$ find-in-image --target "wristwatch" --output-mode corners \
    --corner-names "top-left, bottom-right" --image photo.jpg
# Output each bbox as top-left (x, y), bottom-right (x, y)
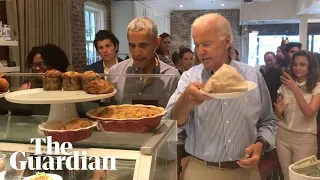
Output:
top-left (255, 136), bottom-right (269, 155)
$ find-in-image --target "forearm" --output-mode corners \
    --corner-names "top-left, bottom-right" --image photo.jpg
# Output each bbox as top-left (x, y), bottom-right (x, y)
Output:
top-left (172, 93), bottom-right (193, 126)
top-left (293, 89), bottom-right (316, 118)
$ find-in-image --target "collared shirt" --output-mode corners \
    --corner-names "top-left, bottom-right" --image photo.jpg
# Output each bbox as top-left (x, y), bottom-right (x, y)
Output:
top-left (108, 56), bottom-right (181, 108)
top-left (164, 60), bottom-right (277, 162)
top-left (103, 58), bottom-right (119, 75)
top-left (278, 82), bottom-right (320, 134)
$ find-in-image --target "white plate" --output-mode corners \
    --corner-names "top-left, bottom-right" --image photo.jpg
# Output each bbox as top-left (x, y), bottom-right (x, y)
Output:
top-left (5, 88), bottom-right (117, 104)
top-left (23, 173), bottom-right (62, 180)
top-left (0, 91), bottom-right (9, 98)
top-left (200, 81), bottom-right (257, 99)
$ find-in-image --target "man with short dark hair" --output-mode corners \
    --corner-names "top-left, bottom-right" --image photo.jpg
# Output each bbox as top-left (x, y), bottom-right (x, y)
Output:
top-left (86, 30), bottom-right (123, 74)
top-left (279, 42), bottom-right (302, 68)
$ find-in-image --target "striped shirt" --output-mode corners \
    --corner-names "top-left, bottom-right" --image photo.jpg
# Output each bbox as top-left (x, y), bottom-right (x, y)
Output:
top-left (164, 60), bottom-right (277, 162)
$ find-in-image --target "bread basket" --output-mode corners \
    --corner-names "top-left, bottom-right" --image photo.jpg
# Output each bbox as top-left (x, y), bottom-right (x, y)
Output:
top-left (38, 119), bottom-right (97, 142)
top-left (86, 104), bottom-right (166, 133)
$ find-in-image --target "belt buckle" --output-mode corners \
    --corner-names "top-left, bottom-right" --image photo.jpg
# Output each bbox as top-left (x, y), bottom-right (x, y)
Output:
top-left (218, 162), bottom-right (225, 170)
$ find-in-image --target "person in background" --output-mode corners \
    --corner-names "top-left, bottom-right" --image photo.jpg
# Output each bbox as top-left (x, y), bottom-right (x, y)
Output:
top-left (165, 13), bottom-right (277, 180)
top-left (176, 48), bottom-right (193, 74)
top-left (228, 46), bottom-right (239, 61)
top-left (281, 39), bottom-right (289, 48)
top-left (86, 30), bottom-right (123, 75)
top-left (314, 53), bottom-right (320, 125)
top-left (280, 42), bottom-right (302, 68)
top-left (260, 52), bottom-right (281, 107)
top-left (156, 33), bottom-right (175, 67)
top-left (19, 44), bottom-right (69, 90)
top-left (276, 46), bottom-right (286, 67)
top-left (274, 50), bottom-right (320, 180)
top-left (8, 44), bottom-right (69, 116)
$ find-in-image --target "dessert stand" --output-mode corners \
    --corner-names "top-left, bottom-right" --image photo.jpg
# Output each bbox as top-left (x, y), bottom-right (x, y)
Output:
top-left (4, 88), bottom-right (117, 122)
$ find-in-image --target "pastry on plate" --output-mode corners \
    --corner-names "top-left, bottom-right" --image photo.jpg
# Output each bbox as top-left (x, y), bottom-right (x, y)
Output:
top-left (0, 76), bottom-right (9, 93)
top-left (62, 71), bottom-right (81, 91)
top-left (203, 64), bottom-right (247, 93)
top-left (43, 69), bottom-right (62, 91)
top-left (84, 79), bottom-right (114, 94)
top-left (81, 71), bottom-right (101, 90)
top-left (60, 118), bottom-right (91, 130)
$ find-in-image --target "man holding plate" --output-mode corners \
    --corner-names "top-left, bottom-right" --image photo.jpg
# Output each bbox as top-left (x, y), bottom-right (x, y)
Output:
top-left (164, 13), bottom-right (277, 180)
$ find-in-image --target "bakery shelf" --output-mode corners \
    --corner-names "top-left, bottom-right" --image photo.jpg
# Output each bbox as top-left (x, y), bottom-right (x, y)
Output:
top-left (0, 66), bottom-right (20, 73)
top-left (0, 40), bottom-right (18, 46)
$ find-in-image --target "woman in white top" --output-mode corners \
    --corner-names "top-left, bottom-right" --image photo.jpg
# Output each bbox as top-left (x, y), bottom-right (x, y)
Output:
top-left (274, 50), bottom-right (320, 180)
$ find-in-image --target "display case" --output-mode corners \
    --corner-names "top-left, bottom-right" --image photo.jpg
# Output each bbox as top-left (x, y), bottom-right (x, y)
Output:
top-left (0, 73), bottom-right (178, 180)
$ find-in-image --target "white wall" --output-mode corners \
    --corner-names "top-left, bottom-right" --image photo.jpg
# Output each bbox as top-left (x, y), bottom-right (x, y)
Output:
top-left (296, 0), bottom-right (320, 14)
top-left (111, 1), bottom-right (134, 56)
top-left (240, 0), bottom-right (298, 21)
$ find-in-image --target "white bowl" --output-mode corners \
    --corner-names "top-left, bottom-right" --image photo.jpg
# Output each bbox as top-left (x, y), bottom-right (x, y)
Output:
top-left (289, 164), bottom-right (320, 180)
top-left (23, 173), bottom-right (62, 180)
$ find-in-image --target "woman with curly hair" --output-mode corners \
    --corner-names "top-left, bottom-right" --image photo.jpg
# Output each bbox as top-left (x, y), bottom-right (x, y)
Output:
top-left (20, 43), bottom-right (69, 90)
top-left (274, 50), bottom-right (320, 180)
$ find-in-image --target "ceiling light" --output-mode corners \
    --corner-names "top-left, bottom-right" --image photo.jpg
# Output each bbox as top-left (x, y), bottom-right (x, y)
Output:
top-left (221, 4), bottom-right (225, 6)
top-left (180, 4), bottom-right (183, 8)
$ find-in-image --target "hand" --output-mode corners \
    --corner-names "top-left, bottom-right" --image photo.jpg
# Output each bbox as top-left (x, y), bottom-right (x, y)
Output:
top-left (280, 72), bottom-right (298, 92)
top-left (274, 95), bottom-right (287, 113)
top-left (184, 82), bottom-right (211, 105)
top-left (237, 142), bottom-right (263, 168)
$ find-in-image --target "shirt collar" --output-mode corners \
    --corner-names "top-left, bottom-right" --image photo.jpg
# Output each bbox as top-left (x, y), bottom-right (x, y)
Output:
top-left (103, 58), bottom-right (118, 69)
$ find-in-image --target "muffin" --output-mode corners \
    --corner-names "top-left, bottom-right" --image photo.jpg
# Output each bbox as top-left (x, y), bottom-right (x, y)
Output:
top-left (42, 69), bottom-right (62, 91)
top-left (0, 77), bottom-right (9, 93)
top-left (62, 71), bottom-right (81, 91)
top-left (81, 71), bottom-right (101, 90)
top-left (84, 79), bottom-right (114, 94)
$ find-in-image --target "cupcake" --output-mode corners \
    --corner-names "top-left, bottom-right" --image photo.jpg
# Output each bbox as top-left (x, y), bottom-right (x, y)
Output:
top-left (42, 69), bottom-right (62, 91)
top-left (81, 71), bottom-right (101, 90)
top-left (62, 71), bottom-right (81, 91)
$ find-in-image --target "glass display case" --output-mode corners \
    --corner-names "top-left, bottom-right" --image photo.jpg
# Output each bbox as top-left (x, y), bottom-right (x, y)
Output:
top-left (0, 73), bottom-right (178, 180)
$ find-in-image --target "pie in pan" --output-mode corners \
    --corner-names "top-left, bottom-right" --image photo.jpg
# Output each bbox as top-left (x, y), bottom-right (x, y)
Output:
top-left (86, 104), bottom-right (167, 133)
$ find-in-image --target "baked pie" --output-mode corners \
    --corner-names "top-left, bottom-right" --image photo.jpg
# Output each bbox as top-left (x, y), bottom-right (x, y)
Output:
top-left (97, 105), bottom-right (164, 119)
top-left (84, 79), bottom-right (114, 94)
top-left (61, 71), bottom-right (81, 91)
top-left (60, 118), bottom-right (91, 130)
top-left (43, 69), bottom-right (62, 91)
top-left (203, 64), bottom-right (247, 93)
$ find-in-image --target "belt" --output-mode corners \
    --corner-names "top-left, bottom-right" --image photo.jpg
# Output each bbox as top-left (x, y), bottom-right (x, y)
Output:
top-left (194, 156), bottom-right (240, 169)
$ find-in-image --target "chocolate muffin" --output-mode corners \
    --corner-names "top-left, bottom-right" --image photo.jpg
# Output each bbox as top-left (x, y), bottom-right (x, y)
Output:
top-left (42, 69), bottom-right (62, 91)
top-left (62, 71), bottom-right (81, 91)
top-left (0, 77), bottom-right (9, 93)
top-left (81, 71), bottom-right (101, 90)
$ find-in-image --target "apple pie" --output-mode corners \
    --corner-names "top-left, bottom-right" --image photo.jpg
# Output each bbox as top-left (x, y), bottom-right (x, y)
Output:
top-left (203, 64), bottom-right (247, 93)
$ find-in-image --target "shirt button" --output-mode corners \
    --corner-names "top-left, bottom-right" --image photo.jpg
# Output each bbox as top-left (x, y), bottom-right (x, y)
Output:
top-left (224, 102), bottom-right (227, 105)
top-left (138, 92), bottom-right (142, 95)
top-left (140, 77), bottom-right (143, 80)
top-left (228, 139), bottom-right (231, 143)
top-left (226, 121), bottom-right (229, 124)
top-left (229, 158), bottom-right (233, 161)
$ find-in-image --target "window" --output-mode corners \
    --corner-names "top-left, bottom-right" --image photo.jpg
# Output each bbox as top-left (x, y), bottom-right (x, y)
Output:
top-left (84, 2), bottom-right (107, 65)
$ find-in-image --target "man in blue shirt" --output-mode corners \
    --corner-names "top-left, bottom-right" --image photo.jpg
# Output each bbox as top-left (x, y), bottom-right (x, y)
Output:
top-left (165, 13), bottom-right (277, 180)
